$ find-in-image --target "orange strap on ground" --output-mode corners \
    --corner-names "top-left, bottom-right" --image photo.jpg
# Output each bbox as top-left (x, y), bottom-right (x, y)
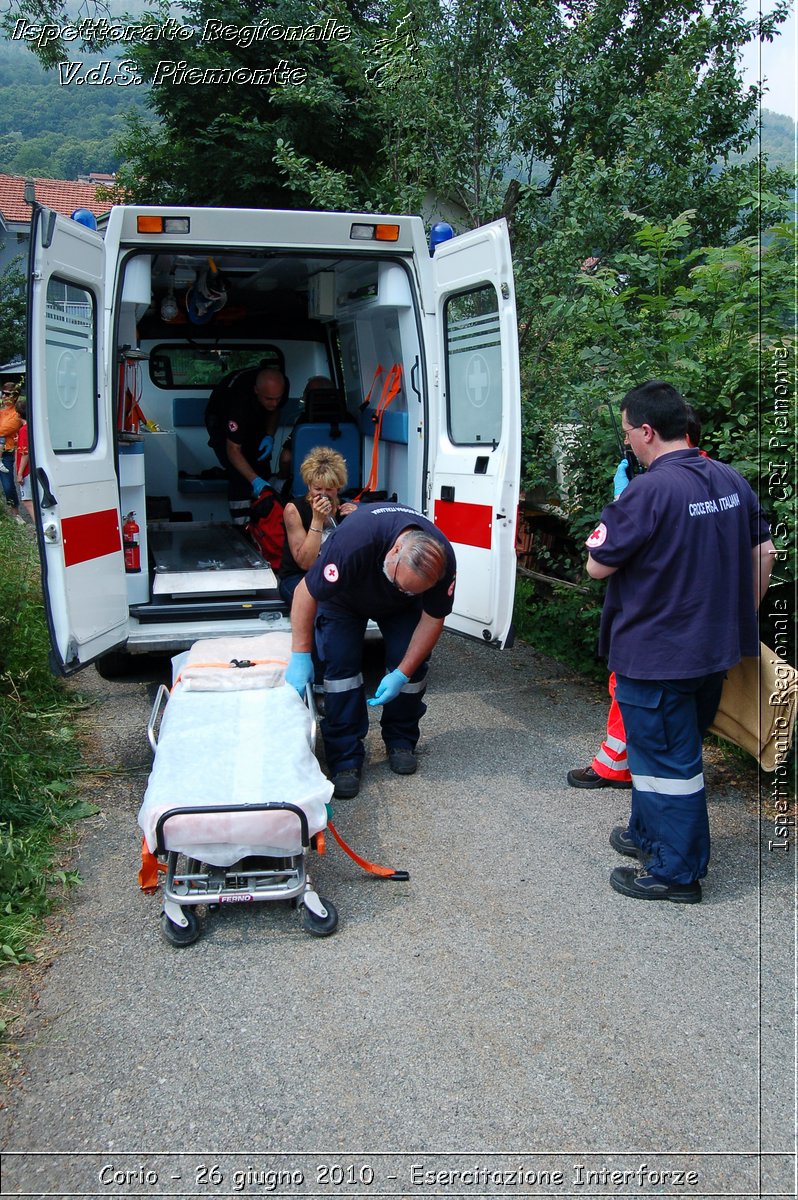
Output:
top-left (327, 820), bottom-right (408, 880)
top-left (138, 837), bottom-right (166, 893)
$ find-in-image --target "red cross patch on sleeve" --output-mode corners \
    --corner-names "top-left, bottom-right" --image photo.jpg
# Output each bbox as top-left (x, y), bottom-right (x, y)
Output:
top-left (586, 522), bottom-right (608, 549)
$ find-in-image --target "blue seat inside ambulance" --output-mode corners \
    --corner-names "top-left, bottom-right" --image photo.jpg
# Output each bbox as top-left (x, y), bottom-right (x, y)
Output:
top-left (288, 388), bottom-right (361, 497)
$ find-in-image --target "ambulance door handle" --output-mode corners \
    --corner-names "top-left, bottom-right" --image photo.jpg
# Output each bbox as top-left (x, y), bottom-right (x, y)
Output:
top-left (410, 358), bottom-right (421, 403)
top-left (36, 467), bottom-right (57, 509)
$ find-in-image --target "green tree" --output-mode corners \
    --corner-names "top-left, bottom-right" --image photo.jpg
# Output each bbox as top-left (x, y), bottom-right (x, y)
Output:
top-left (107, 0), bottom-right (391, 207)
top-left (0, 257), bottom-right (26, 364)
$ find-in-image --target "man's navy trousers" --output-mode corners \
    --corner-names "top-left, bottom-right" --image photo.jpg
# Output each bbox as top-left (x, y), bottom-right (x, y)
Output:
top-left (315, 603), bottom-right (429, 774)
top-left (615, 672), bottom-right (725, 884)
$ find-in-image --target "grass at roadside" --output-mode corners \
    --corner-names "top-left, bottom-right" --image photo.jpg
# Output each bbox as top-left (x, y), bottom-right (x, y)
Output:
top-left (0, 512), bottom-right (91, 979)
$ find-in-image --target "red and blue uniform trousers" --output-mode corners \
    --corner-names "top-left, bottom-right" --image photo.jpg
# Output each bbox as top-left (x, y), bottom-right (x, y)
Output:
top-left (591, 672), bottom-right (632, 783)
top-left (314, 602), bottom-right (429, 775)
top-left (615, 672), bottom-right (725, 885)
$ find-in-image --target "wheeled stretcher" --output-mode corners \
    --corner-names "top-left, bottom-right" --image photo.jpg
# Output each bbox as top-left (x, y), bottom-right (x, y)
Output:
top-left (137, 632), bottom-right (337, 945)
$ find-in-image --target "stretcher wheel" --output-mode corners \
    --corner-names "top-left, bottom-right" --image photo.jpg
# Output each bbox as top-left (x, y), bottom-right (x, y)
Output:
top-left (301, 897), bottom-right (338, 937)
top-left (160, 907), bottom-right (201, 947)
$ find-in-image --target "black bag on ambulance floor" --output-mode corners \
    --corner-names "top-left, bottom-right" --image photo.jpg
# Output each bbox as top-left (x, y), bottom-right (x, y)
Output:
top-left (246, 486), bottom-right (285, 569)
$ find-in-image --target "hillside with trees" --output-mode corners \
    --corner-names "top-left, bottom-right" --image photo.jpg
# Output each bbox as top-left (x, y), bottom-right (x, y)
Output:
top-left (0, 37), bottom-right (148, 178)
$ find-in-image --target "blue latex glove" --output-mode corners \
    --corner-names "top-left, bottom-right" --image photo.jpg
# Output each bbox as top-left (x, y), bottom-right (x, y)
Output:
top-left (613, 459), bottom-right (631, 499)
top-left (257, 435), bottom-right (274, 462)
top-left (285, 652), bottom-right (313, 696)
top-left (368, 668), bottom-right (409, 707)
top-left (251, 474), bottom-right (269, 496)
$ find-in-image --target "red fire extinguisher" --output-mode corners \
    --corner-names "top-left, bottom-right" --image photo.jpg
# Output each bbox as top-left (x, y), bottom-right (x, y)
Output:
top-left (123, 512), bottom-right (141, 573)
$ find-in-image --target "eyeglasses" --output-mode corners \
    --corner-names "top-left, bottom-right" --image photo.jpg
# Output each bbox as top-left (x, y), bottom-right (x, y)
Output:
top-left (388, 554), bottom-right (417, 597)
top-left (621, 423), bottom-right (641, 442)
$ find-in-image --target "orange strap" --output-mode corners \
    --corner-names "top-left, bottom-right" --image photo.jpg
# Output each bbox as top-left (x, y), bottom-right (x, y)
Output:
top-left (362, 363), bottom-right (384, 408)
top-left (327, 820), bottom-right (409, 880)
top-left (138, 836), bottom-right (167, 893)
top-left (355, 363), bottom-right (403, 500)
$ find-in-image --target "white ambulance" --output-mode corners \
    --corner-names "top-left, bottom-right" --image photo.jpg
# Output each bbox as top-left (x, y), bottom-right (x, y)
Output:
top-left (27, 203), bottom-right (520, 674)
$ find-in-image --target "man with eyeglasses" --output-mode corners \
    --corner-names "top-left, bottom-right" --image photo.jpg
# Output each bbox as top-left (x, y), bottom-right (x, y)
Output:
top-left (285, 503), bottom-right (456, 798)
top-left (585, 380), bottom-right (775, 904)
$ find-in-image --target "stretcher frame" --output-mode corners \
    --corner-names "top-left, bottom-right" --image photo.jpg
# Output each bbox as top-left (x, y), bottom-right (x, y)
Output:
top-left (144, 674), bottom-right (337, 946)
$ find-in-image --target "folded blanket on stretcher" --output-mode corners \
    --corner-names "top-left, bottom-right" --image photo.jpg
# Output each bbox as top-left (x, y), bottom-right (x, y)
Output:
top-left (175, 631), bottom-right (294, 690)
top-left (138, 636), bottom-right (332, 866)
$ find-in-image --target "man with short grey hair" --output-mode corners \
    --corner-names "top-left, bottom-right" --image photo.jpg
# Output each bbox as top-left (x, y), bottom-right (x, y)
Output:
top-left (286, 503), bottom-right (456, 798)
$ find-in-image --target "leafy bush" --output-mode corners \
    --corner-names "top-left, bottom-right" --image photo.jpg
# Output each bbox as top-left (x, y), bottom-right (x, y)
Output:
top-left (514, 576), bottom-right (607, 682)
top-left (521, 209), bottom-right (797, 672)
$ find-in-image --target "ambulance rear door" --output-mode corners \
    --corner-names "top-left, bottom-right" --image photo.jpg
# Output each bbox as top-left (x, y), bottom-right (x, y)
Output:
top-left (28, 206), bottom-right (128, 674)
top-left (429, 220), bottom-right (520, 647)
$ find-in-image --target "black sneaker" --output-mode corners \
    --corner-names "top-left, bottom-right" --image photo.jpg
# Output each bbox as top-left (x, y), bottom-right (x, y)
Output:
top-left (609, 826), bottom-right (640, 858)
top-left (567, 765), bottom-right (632, 790)
top-left (388, 747), bottom-right (418, 775)
top-left (332, 768), bottom-right (361, 799)
top-left (610, 865), bottom-right (702, 904)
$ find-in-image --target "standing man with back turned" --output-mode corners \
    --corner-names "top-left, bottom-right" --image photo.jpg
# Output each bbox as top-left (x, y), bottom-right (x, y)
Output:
top-left (585, 381), bottom-right (775, 904)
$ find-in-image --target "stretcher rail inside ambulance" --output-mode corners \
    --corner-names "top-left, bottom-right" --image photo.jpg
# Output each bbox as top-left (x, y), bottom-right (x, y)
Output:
top-left (27, 202), bottom-right (521, 674)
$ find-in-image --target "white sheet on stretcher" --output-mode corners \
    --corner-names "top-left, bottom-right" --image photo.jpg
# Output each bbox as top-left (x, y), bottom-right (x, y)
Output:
top-left (137, 683), bottom-right (333, 865)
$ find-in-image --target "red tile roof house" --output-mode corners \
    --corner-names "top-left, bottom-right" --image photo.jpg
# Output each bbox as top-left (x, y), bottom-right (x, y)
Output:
top-left (0, 174), bottom-right (115, 277)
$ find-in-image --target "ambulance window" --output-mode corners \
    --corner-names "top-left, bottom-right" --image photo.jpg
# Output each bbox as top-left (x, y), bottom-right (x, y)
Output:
top-left (444, 285), bottom-right (502, 446)
top-left (149, 345), bottom-right (284, 388)
top-left (44, 277), bottom-right (97, 453)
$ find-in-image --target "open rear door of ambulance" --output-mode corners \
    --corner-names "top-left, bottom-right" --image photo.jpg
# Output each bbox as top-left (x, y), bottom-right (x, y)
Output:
top-left (28, 206), bottom-right (128, 674)
top-left (430, 219), bottom-right (521, 647)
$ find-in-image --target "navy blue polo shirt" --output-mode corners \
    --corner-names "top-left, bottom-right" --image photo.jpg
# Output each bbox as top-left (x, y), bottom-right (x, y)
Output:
top-left (225, 391), bottom-right (275, 468)
top-left (586, 449), bottom-right (770, 679)
top-left (303, 503), bottom-right (457, 619)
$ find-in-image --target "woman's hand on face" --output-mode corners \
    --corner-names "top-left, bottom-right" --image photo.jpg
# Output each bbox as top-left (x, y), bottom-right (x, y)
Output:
top-left (312, 493), bottom-right (333, 518)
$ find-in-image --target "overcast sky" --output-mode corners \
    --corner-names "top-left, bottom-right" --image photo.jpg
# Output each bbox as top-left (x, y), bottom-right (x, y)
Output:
top-left (739, 2), bottom-right (797, 119)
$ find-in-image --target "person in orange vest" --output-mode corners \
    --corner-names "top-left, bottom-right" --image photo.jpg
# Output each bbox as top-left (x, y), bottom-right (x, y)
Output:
top-left (0, 383), bottom-right (23, 520)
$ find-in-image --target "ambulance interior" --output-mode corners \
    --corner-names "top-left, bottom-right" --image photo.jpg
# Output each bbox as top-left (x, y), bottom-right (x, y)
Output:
top-left (113, 247), bottom-right (424, 620)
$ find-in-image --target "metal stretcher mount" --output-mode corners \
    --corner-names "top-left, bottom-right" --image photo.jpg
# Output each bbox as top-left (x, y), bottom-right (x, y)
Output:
top-left (138, 632), bottom-right (337, 946)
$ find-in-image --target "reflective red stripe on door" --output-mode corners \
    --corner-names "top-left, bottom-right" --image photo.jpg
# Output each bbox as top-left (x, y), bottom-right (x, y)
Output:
top-left (433, 499), bottom-right (492, 549)
top-left (62, 509), bottom-right (121, 567)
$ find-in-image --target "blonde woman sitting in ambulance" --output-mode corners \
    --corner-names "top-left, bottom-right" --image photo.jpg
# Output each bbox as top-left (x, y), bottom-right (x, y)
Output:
top-left (277, 446), bottom-right (357, 607)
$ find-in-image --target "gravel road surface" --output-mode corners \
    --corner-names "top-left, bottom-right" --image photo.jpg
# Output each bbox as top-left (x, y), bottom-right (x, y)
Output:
top-left (0, 633), bottom-right (793, 1199)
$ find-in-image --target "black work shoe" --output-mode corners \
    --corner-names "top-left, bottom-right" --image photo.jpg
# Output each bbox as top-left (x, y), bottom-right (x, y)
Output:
top-left (567, 765), bottom-right (632, 790)
top-left (610, 865), bottom-right (702, 904)
top-left (609, 826), bottom-right (640, 858)
top-left (388, 747), bottom-right (418, 775)
top-left (332, 769), bottom-right (361, 799)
